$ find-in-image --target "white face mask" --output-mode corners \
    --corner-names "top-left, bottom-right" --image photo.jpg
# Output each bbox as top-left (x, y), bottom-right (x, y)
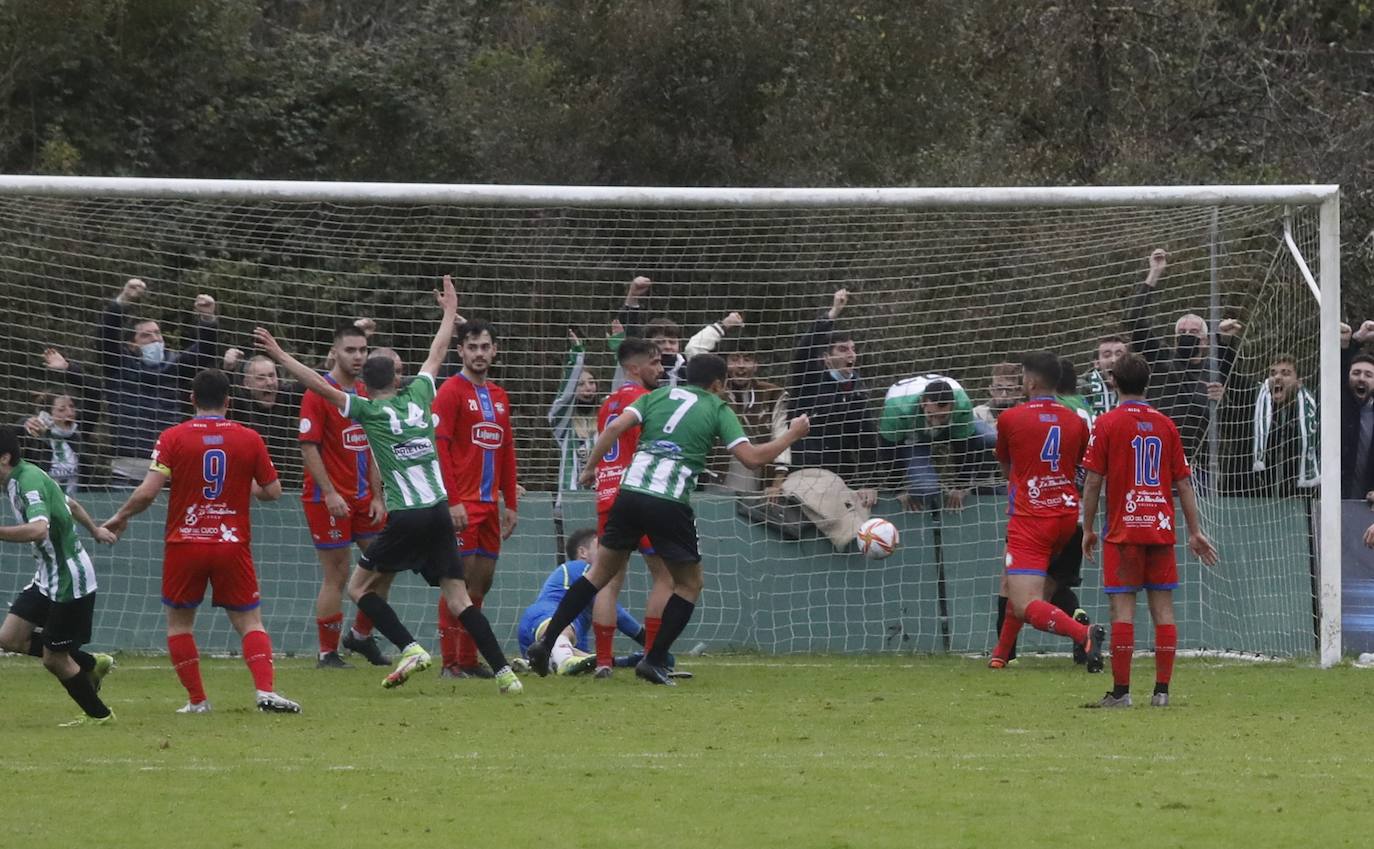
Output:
top-left (139, 341), bottom-right (166, 366)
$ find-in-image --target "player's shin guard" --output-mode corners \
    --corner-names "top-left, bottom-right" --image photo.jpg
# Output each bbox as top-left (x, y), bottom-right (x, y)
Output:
top-left (356, 592), bottom-right (417, 650)
top-left (1154, 623), bottom-right (1177, 692)
top-left (455, 606), bottom-right (509, 673)
top-left (1111, 622), bottom-right (1134, 696)
top-left (168, 633), bottom-right (207, 704)
top-left (25, 635), bottom-right (97, 673)
top-left (644, 616), bottom-right (662, 652)
top-left (1024, 599), bottom-right (1089, 644)
top-left (242, 630), bottom-right (275, 692)
top-left (317, 612), bottom-right (343, 656)
top-left (1048, 585), bottom-right (1080, 616)
top-left (992, 609), bottom-right (1024, 662)
top-left (60, 670), bottom-right (111, 718)
top-left (437, 599), bottom-right (460, 666)
top-left (351, 609), bottom-right (374, 639)
top-left (594, 623), bottom-right (616, 669)
top-left (456, 595), bottom-right (482, 669)
top-left (538, 577), bottom-right (599, 653)
top-left (647, 594), bottom-right (694, 666)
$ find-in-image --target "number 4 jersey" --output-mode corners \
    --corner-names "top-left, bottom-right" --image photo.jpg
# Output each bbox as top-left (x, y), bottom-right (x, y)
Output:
top-left (994, 397), bottom-right (1089, 518)
top-left (151, 415), bottom-right (279, 544)
top-left (1081, 400), bottom-right (1191, 545)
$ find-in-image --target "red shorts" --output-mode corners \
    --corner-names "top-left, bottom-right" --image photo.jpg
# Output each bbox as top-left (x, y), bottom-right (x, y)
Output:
top-left (303, 497), bottom-right (383, 550)
top-left (1103, 543), bottom-right (1179, 593)
top-left (596, 508), bottom-right (655, 555)
top-left (1004, 513), bottom-right (1079, 576)
top-left (457, 501), bottom-right (502, 559)
top-left (162, 543), bottom-right (261, 611)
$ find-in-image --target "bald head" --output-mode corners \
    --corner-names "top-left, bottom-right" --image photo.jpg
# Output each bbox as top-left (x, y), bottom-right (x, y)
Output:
top-left (369, 347), bottom-right (404, 378)
top-left (244, 355), bottom-right (280, 405)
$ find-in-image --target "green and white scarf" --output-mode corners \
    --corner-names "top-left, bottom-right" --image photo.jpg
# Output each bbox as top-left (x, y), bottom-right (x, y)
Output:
top-left (1080, 368), bottom-right (1116, 417)
top-left (1252, 381), bottom-right (1319, 488)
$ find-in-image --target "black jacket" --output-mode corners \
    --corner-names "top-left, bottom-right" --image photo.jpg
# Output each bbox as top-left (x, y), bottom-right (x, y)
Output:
top-left (1340, 342), bottom-right (1374, 499)
top-left (787, 313), bottom-right (877, 485)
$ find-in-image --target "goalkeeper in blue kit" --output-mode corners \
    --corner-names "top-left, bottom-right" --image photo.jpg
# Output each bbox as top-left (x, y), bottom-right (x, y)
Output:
top-left (517, 527), bottom-right (646, 676)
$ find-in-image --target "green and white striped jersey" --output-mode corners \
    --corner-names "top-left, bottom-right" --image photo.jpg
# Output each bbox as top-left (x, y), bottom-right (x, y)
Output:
top-left (619, 385), bottom-right (748, 505)
top-left (4, 460), bottom-right (95, 602)
top-left (345, 372), bottom-right (448, 512)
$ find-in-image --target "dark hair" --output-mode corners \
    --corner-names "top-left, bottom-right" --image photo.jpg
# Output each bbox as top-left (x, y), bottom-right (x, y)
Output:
top-left (1112, 352), bottom-right (1151, 395)
top-left (1056, 357), bottom-right (1078, 395)
top-left (565, 527), bottom-right (598, 562)
top-left (0, 426), bottom-right (22, 466)
top-left (645, 317), bottom-right (680, 340)
top-left (191, 369), bottom-right (231, 409)
top-left (362, 355), bottom-right (396, 393)
top-left (923, 379), bottom-right (954, 406)
top-left (617, 337), bottom-right (659, 364)
top-left (827, 330), bottom-right (854, 351)
top-left (686, 353), bottom-right (727, 388)
top-left (334, 323), bottom-right (368, 343)
top-left (1270, 353), bottom-right (1298, 370)
top-left (1352, 353), bottom-right (1374, 369)
top-left (1098, 335), bottom-right (1127, 348)
top-left (1020, 352), bottom-right (1061, 390)
top-left (457, 319), bottom-right (496, 345)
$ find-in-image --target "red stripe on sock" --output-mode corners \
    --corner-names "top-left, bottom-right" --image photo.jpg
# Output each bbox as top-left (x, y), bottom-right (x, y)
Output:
top-left (644, 617), bottom-right (662, 652)
top-left (352, 609), bottom-right (374, 638)
top-left (1155, 623), bottom-right (1177, 686)
top-left (168, 632), bottom-right (206, 704)
top-left (1111, 621), bottom-right (1135, 689)
top-left (242, 629), bottom-right (275, 692)
top-left (317, 613), bottom-right (343, 655)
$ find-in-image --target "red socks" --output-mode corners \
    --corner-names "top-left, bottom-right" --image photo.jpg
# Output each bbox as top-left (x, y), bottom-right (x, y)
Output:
top-left (352, 609), bottom-right (374, 638)
top-left (242, 629), bottom-right (275, 692)
top-left (1155, 624), bottom-right (1177, 687)
top-left (1024, 599), bottom-right (1089, 644)
top-left (168, 632), bottom-right (206, 704)
top-left (438, 599), bottom-right (460, 667)
top-left (456, 595), bottom-right (482, 668)
top-left (1111, 622), bottom-right (1135, 689)
top-left (993, 612), bottom-right (1024, 661)
top-left (594, 623), bottom-right (616, 669)
top-left (316, 612), bottom-right (343, 656)
top-left (644, 616), bottom-right (662, 653)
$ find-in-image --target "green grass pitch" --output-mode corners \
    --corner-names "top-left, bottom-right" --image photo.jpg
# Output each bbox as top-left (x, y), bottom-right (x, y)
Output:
top-left (3, 653), bottom-right (1372, 848)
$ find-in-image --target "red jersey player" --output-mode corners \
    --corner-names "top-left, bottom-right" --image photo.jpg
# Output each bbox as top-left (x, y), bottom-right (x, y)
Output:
top-left (989, 352), bottom-right (1103, 671)
top-left (299, 323), bottom-right (389, 669)
top-left (1081, 352), bottom-right (1218, 708)
top-left (104, 369), bottom-right (300, 713)
top-left (433, 319), bottom-right (519, 677)
top-left (587, 337), bottom-right (674, 677)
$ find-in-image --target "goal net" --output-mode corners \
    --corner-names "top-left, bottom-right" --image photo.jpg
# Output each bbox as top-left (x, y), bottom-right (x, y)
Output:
top-left (0, 179), bottom-right (1341, 662)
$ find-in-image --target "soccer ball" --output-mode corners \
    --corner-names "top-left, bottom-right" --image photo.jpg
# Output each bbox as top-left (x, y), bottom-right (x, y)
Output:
top-left (856, 518), bottom-right (899, 559)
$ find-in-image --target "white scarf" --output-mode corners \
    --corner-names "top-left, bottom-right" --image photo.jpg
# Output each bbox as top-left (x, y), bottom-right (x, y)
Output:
top-left (1252, 381), bottom-right (1319, 488)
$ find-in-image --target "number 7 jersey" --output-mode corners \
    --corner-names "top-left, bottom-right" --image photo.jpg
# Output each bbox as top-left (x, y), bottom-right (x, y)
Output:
top-left (1081, 400), bottom-right (1190, 545)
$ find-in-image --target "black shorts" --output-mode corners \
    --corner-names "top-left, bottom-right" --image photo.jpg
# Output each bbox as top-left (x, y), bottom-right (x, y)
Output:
top-left (601, 490), bottom-right (700, 565)
top-left (1046, 525), bottom-right (1085, 588)
top-left (9, 584), bottom-right (95, 651)
top-left (358, 502), bottom-right (464, 588)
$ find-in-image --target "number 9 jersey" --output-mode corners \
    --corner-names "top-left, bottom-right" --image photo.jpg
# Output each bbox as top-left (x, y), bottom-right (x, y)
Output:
top-left (150, 415), bottom-right (278, 545)
top-left (1081, 400), bottom-right (1190, 545)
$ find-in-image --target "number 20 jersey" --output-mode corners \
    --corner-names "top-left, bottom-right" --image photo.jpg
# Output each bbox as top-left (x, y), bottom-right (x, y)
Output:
top-left (1081, 400), bottom-right (1190, 545)
top-left (150, 416), bottom-right (278, 545)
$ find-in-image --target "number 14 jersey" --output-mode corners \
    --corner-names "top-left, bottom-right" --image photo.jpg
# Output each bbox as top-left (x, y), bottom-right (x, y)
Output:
top-left (345, 372), bottom-right (448, 513)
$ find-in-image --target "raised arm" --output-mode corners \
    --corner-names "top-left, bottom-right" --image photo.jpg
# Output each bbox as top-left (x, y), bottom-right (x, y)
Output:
top-left (1127, 249), bottom-right (1168, 364)
top-left (548, 330), bottom-right (586, 429)
top-left (791, 289), bottom-right (847, 397)
top-left (253, 328), bottom-right (348, 412)
top-left (420, 275), bottom-right (460, 377)
top-left (684, 312), bottom-right (742, 360)
top-left (732, 415), bottom-right (810, 470)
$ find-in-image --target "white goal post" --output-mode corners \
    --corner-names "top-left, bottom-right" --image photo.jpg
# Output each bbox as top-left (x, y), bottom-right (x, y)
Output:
top-left (0, 177), bottom-right (1342, 666)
